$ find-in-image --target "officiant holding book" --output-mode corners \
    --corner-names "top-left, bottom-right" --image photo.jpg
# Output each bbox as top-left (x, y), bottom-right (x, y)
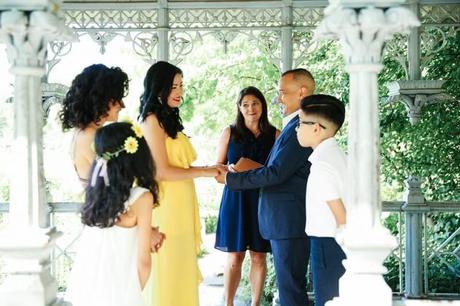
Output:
top-left (214, 86), bottom-right (280, 306)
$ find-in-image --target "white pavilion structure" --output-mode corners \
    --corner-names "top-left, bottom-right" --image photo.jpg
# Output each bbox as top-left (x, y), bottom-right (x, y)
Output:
top-left (0, 0), bottom-right (458, 305)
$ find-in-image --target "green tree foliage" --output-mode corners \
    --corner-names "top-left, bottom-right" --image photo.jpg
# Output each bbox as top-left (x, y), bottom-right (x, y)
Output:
top-left (380, 30), bottom-right (460, 201)
top-left (379, 31), bottom-right (460, 295)
top-left (181, 34), bottom-right (282, 139)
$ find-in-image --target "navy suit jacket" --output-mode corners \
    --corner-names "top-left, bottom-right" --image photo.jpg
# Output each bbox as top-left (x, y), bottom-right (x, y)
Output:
top-left (226, 115), bottom-right (312, 240)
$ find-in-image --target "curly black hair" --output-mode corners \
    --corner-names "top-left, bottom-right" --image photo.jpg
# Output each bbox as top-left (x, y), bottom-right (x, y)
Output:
top-left (81, 122), bottom-right (159, 228)
top-left (138, 61), bottom-right (184, 138)
top-left (60, 64), bottom-right (129, 130)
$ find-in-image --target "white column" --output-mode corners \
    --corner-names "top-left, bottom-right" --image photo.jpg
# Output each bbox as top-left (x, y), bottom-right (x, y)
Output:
top-left (0, 2), bottom-right (72, 305)
top-left (315, 2), bottom-right (420, 306)
top-left (407, 1), bottom-right (421, 81)
top-left (157, 0), bottom-right (169, 61)
top-left (280, 0), bottom-right (293, 72)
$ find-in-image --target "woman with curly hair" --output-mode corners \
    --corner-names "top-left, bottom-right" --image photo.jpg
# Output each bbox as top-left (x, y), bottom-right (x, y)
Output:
top-left (139, 61), bottom-right (217, 306)
top-left (66, 122), bottom-right (159, 306)
top-left (60, 64), bottom-right (129, 185)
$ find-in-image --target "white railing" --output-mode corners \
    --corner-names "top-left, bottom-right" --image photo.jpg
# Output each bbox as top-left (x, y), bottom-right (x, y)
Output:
top-left (0, 200), bottom-right (459, 297)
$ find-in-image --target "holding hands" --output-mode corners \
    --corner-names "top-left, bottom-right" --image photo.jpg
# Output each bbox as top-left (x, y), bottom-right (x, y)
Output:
top-left (215, 164), bottom-right (229, 184)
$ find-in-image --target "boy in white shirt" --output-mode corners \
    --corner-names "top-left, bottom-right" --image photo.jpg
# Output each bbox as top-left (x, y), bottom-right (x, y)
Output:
top-left (296, 94), bottom-right (347, 306)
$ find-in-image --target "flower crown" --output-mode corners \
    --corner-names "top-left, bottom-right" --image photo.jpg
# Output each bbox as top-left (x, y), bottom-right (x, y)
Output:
top-left (99, 123), bottom-right (143, 161)
top-left (90, 123), bottom-right (143, 187)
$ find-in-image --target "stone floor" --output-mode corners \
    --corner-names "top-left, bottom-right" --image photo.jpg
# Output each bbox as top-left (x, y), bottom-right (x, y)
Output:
top-left (199, 233), bottom-right (249, 306)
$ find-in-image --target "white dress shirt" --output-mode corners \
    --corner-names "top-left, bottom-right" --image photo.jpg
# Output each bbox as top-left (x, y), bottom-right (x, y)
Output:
top-left (282, 110), bottom-right (300, 129)
top-left (305, 137), bottom-right (347, 237)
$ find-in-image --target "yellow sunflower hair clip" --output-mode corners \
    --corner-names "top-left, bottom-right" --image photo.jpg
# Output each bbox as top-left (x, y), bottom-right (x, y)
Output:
top-left (100, 124), bottom-right (143, 161)
top-left (131, 123), bottom-right (143, 138)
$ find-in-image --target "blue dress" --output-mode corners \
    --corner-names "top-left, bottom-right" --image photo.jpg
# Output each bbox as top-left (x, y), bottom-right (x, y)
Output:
top-left (215, 126), bottom-right (276, 252)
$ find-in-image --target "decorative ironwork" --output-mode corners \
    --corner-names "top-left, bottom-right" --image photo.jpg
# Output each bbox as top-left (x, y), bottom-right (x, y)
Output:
top-left (47, 41), bottom-right (73, 77)
top-left (420, 25), bottom-right (460, 67)
top-left (170, 31), bottom-right (195, 63)
top-left (42, 82), bottom-right (69, 118)
top-left (132, 31), bottom-right (158, 62)
top-left (256, 30), bottom-right (281, 69)
top-left (87, 31), bottom-right (119, 54)
top-left (293, 29), bottom-right (316, 68)
top-left (293, 7), bottom-right (324, 27)
top-left (384, 33), bottom-right (409, 79)
top-left (168, 29), bottom-right (280, 65)
top-left (169, 8), bottom-right (282, 29)
top-left (212, 30), bottom-right (244, 54)
top-left (58, 4), bottom-right (458, 71)
top-left (65, 9), bottom-right (158, 30)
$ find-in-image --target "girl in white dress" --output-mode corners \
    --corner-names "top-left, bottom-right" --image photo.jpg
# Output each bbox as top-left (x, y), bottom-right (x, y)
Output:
top-left (66, 122), bottom-right (159, 306)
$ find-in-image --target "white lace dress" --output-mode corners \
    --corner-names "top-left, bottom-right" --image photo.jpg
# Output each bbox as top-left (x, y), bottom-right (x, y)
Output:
top-left (66, 187), bottom-right (148, 306)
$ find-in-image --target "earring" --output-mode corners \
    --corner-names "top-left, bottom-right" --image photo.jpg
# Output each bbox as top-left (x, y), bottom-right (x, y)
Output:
top-left (157, 96), bottom-right (163, 104)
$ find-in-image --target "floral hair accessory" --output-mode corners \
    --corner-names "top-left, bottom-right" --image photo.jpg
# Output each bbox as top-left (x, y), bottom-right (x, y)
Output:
top-left (124, 136), bottom-right (138, 154)
top-left (131, 123), bottom-right (143, 138)
top-left (98, 124), bottom-right (144, 161)
top-left (91, 123), bottom-right (144, 187)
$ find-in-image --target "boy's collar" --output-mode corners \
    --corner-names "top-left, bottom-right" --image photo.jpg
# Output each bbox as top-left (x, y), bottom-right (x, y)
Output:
top-left (308, 137), bottom-right (337, 163)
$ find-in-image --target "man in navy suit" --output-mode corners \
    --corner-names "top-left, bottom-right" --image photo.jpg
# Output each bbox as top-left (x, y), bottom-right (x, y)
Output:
top-left (216, 68), bottom-right (315, 306)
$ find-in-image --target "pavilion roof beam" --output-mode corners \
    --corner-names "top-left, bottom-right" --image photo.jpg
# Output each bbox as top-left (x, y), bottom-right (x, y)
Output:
top-left (61, 0), bottom-right (331, 10)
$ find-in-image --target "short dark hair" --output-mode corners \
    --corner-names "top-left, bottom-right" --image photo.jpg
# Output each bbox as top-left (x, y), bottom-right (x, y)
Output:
top-left (138, 61), bottom-right (184, 139)
top-left (81, 122), bottom-right (159, 228)
top-left (300, 94), bottom-right (345, 132)
top-left (282, 68), bottom-right (315, 84)
top-left (60, 64), bottom-right (129, 130)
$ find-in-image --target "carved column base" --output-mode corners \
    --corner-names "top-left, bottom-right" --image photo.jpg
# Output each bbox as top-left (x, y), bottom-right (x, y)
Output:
top-left (326, 225), bottom-right (397, 306)
top-left (0, 227), bottom-right (62, 306)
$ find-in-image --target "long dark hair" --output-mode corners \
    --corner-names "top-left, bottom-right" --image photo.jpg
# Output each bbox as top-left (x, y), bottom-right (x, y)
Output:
top-left (231, 86), bottom-right (276, 145)
top-left (138, 61), bottom-right (184, 138)
top-left (81, 122), bottom-right (159, 228)
top-left (60, 64), bottom-right (129, 130)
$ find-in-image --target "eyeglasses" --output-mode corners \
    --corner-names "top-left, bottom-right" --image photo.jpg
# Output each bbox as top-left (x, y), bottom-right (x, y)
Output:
top-left (296, 120), bottom-right (327, 130)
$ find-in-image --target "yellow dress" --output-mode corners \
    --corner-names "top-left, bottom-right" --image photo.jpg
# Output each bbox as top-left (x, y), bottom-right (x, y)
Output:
top-left (144, 132), bottom-right (203, 306)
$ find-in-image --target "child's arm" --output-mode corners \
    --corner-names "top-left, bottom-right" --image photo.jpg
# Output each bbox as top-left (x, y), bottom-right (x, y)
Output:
top-left (326, 198), bottom-right (346, 227)
top-left (133, 191), bottom-right (154, 289)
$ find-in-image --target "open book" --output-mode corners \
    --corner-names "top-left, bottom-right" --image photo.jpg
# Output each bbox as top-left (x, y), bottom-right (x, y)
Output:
top-left (232, 157), bottom-right (263, 172)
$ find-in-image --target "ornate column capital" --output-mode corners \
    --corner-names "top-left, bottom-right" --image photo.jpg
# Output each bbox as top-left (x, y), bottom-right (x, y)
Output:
top-left (315, 3), bottom-right (420, 66)
top-left (0, 4), bottom-right (73, 71)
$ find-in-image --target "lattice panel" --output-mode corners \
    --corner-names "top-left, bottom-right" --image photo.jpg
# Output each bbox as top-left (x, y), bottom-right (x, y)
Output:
top-left (169, 8), bottom-right (282, 29)
top-left (65, 9), bottom-right (158, 29)
top-left (420, 4), bottom-right (460, 25)
top-left (293, 7), bottom-right (324, 27)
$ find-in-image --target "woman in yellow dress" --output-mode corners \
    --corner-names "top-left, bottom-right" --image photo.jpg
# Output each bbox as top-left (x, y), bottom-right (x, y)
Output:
top-left (139, 61), bottom-right (218, 306)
